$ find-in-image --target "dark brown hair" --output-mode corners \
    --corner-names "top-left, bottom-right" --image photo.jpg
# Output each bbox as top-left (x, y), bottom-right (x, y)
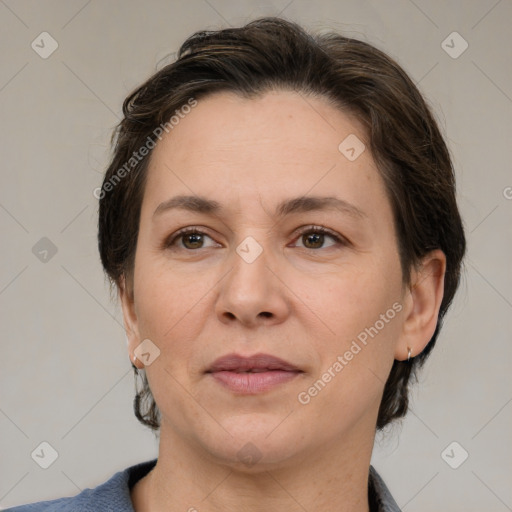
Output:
top-left (98, 17), bottom-right (466, 431)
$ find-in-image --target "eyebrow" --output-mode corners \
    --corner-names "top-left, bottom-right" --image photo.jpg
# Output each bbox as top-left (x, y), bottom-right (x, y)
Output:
top-left (153, 194), bottom-right (367, 220)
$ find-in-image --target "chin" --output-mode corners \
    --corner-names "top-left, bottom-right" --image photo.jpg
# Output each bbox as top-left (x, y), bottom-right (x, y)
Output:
top-left (196, 414), bottom-right (308, 470)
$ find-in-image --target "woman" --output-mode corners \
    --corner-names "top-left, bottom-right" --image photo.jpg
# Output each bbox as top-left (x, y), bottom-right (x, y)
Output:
top-left (8, 16), bottom-right (466, 512)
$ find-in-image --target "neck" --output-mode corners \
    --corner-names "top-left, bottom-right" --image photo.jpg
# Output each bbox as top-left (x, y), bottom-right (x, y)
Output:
top-left (132, 422), bottom-right (374, 512)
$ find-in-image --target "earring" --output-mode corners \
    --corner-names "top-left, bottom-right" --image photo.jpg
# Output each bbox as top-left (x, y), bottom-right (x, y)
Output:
top-left (407, 347), bottom-right (412, 362)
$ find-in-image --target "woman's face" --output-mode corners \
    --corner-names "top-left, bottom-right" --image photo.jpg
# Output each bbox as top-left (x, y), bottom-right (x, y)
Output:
top-left (123, 90), bottom-right (411, 467)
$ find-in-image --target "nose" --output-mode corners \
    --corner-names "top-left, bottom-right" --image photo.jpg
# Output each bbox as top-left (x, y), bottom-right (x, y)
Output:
top-left (215, 237), bottom-right (291, 328)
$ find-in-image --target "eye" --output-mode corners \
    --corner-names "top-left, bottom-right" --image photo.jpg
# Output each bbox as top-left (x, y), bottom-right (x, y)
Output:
top-left (292, 225), bottom-right (346, 250)
top-left (164, 227), bottom-right (219, 250)
top-left (164, 225), bottom-right (347, 252)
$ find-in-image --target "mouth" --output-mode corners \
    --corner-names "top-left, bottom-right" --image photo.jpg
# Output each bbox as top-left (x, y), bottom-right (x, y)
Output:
top-left (206, 353), bottom-right (303, 394)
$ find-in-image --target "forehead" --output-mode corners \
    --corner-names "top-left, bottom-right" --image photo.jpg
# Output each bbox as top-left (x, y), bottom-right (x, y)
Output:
top-left (142, 89), bottom-right (388, 219)
top-left (151, 89), bottom-right (367, 169)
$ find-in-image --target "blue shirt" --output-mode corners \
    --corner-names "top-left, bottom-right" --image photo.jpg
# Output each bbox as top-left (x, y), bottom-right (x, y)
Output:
top-left (5, 459), bottom-right (401, 511)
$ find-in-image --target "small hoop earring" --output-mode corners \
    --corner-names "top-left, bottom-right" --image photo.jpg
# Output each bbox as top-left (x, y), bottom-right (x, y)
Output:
top-left (407, 347), bottom-right (412, 362)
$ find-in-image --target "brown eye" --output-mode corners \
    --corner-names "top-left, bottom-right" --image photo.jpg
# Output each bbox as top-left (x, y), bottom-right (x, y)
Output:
top-left (293, 226), bottom-right (344, 250)
top-left (302, 232), bottom-right (326, 249)
top-left (181, 232), bottom-right (205, 249)
top-left (165, 228), bottom-right (217, 250)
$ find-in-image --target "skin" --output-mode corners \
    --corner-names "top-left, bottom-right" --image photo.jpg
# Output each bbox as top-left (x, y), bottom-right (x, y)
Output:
top-left (119, 90), bottom-right (446, 512)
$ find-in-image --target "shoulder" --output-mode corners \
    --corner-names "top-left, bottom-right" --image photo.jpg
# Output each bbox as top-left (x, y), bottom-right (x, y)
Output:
top-left (4, 459), bottom-right (157, 512)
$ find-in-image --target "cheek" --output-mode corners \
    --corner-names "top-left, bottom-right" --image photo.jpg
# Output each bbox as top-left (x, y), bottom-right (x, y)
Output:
top-left (133, 268), bottom-right (207, 418)
top-left (300, 263), bottom-right (402, 341)
top-left (293, 258), bottom-right (403, 399)
top-left (132, 261), bottom-right (205, 361)
top-left (295, 275), bottom-right (402, 423)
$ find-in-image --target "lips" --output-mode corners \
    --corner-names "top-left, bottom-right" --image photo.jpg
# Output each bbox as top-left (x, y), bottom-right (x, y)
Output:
top-left (206, 353), bottom-right (301, 373)
top-left (206, 353), bottom-right (303, 394)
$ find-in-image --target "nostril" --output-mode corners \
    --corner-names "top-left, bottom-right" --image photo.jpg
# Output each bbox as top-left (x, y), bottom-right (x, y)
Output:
top-left (259, 312), bottom-right (272, 318)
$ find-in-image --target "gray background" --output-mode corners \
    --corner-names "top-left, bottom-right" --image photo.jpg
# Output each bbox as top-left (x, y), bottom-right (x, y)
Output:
top-left (1, 1), bottom-right (511, 510)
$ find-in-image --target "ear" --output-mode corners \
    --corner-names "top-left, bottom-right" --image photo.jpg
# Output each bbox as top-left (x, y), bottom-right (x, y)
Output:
top-left (395, 249), bottom-right (446, 361)
top-left (118, 274), bottom-right (143, 369)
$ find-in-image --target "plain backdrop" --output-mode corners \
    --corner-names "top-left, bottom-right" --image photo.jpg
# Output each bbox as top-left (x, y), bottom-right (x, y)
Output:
top-left (1, 1), bottom-right (511, 510)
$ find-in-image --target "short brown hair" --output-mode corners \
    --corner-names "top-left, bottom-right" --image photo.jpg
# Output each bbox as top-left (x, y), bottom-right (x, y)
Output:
top-left (98, 17), bottom-right (466, 431)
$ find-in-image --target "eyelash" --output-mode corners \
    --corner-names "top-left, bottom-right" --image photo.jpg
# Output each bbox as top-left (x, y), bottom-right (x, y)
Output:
top-left (164, 225), bottom-right (347, 251)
